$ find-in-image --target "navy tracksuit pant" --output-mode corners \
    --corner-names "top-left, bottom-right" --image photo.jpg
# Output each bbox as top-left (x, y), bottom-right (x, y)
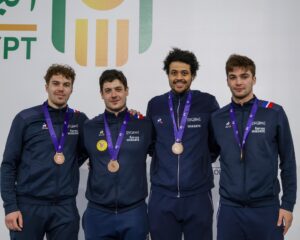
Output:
top-left (10, 201), bottom-right (80, 240)
top-left (217, 204), bottom-right (284, 240)
top-left (82, 202), bottom-right (149, 240)
top-left (148, 190), bottom-right (213, 240)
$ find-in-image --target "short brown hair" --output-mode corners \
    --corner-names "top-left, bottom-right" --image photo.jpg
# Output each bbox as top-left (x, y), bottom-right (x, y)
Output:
top-left (44, 64), bottom-right (76, 84)
top-left (226, 54), bottom-right (256, 76)
top-left (99, 69), bottom-right (128, 93)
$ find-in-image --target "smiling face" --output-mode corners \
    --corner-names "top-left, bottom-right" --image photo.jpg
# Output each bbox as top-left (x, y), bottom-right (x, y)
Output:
top-left (45, 74), bottom-right (73, 108)
top-left (227, 67), bottom-right (256, 104)
top-left (168, 61), bottom-right (194, 94)
top-left (101, 79), bottom-right (128, 114)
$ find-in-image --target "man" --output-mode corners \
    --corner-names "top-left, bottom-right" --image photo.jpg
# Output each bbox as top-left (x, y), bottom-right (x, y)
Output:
top-left (211, 54), bottom-right (297, 240)
top-left (146, 48), bottom-right (219, 240)
top-left (1, 64), bottom-right (88, 240)
top-left (82, 69), bottom-right (152, 240)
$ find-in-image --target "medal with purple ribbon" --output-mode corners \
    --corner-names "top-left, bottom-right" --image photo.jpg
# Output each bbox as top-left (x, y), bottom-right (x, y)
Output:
top-left (168, 91), bottom-right (192, 155)
top-left (104, 111), bottom-right (130, 173)
top-left (229, 98), bottom-right (258, 160)
top-left (43, 102), bottom-right (73, 165)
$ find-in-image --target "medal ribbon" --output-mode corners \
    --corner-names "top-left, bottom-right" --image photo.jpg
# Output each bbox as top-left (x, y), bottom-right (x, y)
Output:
top-left (103, 111), bottom-right (130, 161)
top-left (168, 91), bottom-right (192, 143)
top-left (42, 101), bottom-right (73, 153)
top-left (229, 98), bottom-right (258, 159)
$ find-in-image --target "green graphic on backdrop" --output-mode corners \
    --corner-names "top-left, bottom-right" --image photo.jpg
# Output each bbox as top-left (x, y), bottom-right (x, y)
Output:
top-left (51, 0), bottom-right (152, 66)
top-left (52, 0), bottom-right (66, 52)
top-left (139, 0), bottom-right (152, 53)
top-left (0, 0), bottom-right (37, 60)
top-left (0, 0), bottom-right (36, 15)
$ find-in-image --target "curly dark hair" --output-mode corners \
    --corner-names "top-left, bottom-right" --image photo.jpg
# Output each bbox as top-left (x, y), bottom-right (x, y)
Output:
top-left (226, 54), bottom-right (256, 77)
top-left (163, 48), bottom-right (199, 77)
top-left (44, 64), bottom-right (76, 84)
top-left (99, 69), bottom-right (128, 93)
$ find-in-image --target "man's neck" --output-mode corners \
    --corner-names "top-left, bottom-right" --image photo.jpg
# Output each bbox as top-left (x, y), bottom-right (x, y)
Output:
top-left (172, 89), bottom-right (190, 95)
top-left (232, 94), bottom-right (254, 106)
top-left (105, 106), bottom-right (127, 116)
top-left (47, 100), bottom-right (66, 109)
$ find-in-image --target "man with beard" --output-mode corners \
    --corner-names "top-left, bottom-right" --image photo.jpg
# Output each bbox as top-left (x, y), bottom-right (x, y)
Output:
top-left (146, 48), bottom-right (220, 240)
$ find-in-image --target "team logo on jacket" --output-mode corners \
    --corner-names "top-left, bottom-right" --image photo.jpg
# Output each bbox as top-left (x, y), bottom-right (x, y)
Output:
top-left (187, 117), bottom-right (201, 128)
top-left (98, 130), bottom-right (105, 136)
top-left (225, 121), bottom-right (231, 128)
top-left (96, 140), bottom-right (108, 151)
top-left (126, 131), bottom-right (140, 142)
top-left (251, 121), bottom-right (266, 134)
top-left (68, 124), bottom-right (79, 135)
top-left (42, 123), bottom-right (48, 129)
top-left (157, 118), bottom-right (163, 124)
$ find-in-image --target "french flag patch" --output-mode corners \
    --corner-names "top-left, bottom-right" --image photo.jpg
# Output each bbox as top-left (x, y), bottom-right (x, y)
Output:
top-left (134, 113), bottom-right (144, 119)
top-left (261, 101), bottom-right (274, 109)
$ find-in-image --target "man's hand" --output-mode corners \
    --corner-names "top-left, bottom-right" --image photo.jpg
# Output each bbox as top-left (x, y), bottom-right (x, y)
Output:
top-left (277, 208), bottom-right (293, 235)
top-left (5, 211), bottom-right (23, 231)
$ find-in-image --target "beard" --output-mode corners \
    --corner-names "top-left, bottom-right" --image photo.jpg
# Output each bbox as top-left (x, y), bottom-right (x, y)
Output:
top-left (171, 80), bottom-right (192, 94)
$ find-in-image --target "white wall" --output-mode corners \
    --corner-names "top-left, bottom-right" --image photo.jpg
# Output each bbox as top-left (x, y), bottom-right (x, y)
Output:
top-left (0, 0), bottom-right (299, 239)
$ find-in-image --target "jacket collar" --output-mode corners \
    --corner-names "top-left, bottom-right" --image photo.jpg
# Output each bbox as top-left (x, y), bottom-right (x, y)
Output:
top-left (45, 100), bottom-right (68, 113)
top-left (170, 89), bottom-right (191, 101)
top-left (104, 108), bottom-right (128, 120)
top-left (231, 95), bottom-right (257, 108)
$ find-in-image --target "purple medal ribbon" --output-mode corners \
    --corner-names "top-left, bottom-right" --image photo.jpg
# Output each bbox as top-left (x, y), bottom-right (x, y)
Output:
top-left (103, 111), bottom-right (130, 161)
top-left (229, 98), bottom-right (258, 159)
top-left (42, 101), bottom-right (73, 153)
top-left (168, 91), bottom-right (192, 143)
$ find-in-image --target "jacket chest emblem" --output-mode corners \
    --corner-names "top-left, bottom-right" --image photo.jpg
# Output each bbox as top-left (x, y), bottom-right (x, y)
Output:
top-left (126, 131), bottom-right (140, 142)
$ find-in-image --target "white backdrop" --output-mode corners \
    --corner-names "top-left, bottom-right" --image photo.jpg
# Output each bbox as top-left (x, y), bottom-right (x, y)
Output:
top-left (0, 0), bottom-right (299, 239)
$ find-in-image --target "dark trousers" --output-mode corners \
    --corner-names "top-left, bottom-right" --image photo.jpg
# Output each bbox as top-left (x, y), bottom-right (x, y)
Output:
top-left (148, 190), bottom-right (213, 240)
top-left (217, 204), bottom-right (284, 240)
top-left (10, 202), bottom-right (80, 240)
top-left (82, 202), bottom-right (149, 240)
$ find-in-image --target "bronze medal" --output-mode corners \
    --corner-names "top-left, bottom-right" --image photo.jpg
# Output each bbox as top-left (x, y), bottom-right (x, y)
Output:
top-left (172, 142), bottom-right (184, 155)
top-left (107, 160), bottom-right (119, 173)
top-left (54, 152), bottom-right (65, 165)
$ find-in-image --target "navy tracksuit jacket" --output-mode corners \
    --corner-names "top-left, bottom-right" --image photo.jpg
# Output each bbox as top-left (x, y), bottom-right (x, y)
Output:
top-left (1, 103), bottom-right (88, 214)
top-left (82, 109), bottom-right (153, 212)
top-left (211, 97), bottom-right (297, 211)
top-left (146, 90), bottom-right (220, 197)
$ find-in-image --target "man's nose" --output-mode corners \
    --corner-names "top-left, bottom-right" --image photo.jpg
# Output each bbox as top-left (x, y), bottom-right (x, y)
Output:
top-left (57, 84), bottom-right (64, 90)
top-left (235, 77), bottom-right (243, 84)
top-left (175, 73), bottom-right (184, 80)
top-left (111, 90), bottom-right (117, 97)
